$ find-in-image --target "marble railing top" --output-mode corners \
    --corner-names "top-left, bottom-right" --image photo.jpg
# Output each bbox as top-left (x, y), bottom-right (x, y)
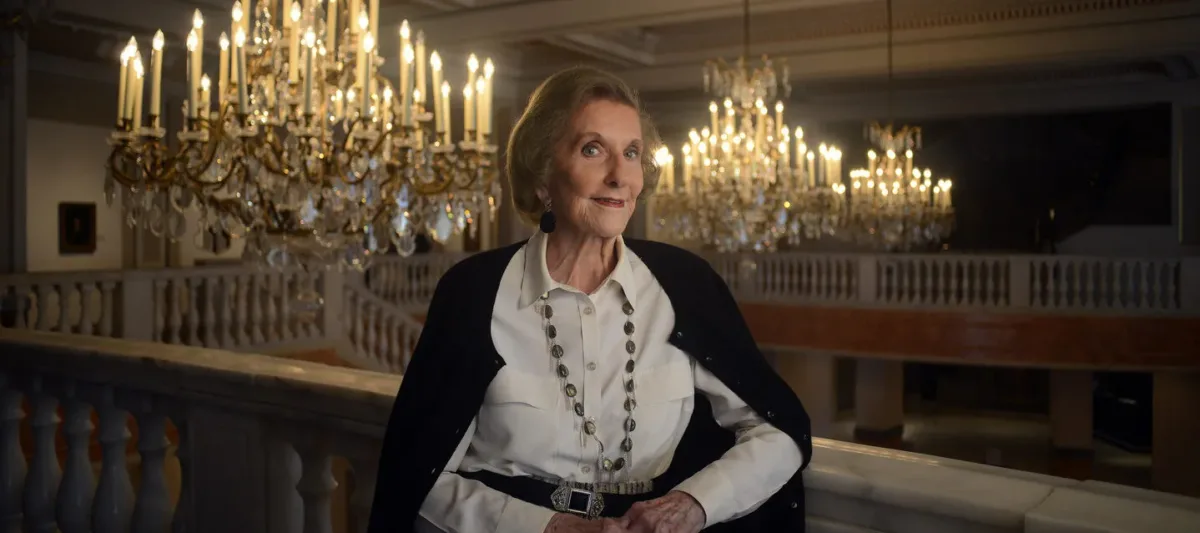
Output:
top-left (2, 330), bottom-right (1199, 531)
top-left (811, 437), bottom-right (1200, 532)
top-left (0, 263), bottom-right (315, 284)
top-left (0, 329), bottom-right (399, 436)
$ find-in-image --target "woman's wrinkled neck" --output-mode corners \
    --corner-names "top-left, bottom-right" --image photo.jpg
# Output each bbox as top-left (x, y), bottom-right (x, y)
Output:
top-left (544, 224), bottom-right (619, 295)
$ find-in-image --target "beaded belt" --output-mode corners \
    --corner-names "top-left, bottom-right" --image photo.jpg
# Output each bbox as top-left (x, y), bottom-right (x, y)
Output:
top-left (459, 470), bottom-right (659, 519)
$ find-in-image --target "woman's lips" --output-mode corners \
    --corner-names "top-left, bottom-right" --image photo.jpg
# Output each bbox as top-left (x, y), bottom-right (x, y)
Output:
top-left (593, 198), bottom-right (626, 208)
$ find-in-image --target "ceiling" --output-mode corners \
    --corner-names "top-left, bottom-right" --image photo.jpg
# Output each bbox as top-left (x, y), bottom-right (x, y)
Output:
top-left (20, 0), bottom-right (1200, 114)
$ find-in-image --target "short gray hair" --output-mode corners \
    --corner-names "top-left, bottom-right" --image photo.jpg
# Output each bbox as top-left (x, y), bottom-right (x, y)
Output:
top-left (506, 66), bottom-right (662, 226)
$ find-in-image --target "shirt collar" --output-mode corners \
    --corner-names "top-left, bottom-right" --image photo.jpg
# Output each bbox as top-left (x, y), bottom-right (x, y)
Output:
top-left (518, 231), bottom-right (639, 310)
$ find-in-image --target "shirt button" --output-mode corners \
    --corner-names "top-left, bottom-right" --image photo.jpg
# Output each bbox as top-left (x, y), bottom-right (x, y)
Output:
top-left (674, 331), bottom-right (683, 339)
top-left (582, 465), bottom-right (591, 473)
top-left (586, 362), bottom-right (597, 371)
top-left (767, 411), bottom-right (776, 419)
top-left (583, 306), bottom-right (594, 315)
top-left (790, 502), bottom-right (798, 509)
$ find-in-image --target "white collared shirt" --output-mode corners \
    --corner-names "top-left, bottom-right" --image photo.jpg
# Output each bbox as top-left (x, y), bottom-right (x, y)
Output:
top-left (417, 232), bottom-right (804, 533)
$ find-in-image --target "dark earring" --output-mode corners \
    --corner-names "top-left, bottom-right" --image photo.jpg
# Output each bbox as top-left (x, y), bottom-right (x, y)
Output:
top-left (539, 209), bottom-right (556, 233)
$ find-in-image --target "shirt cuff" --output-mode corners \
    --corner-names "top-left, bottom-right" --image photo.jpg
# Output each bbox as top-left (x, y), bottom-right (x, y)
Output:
top-left (672, 466), bottom-right (736, 528)
top-left (494, 495), bottom-right (557, 533)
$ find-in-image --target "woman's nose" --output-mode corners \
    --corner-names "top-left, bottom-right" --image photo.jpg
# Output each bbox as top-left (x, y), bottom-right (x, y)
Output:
top-left (605, 157), bottom-right (638, 188)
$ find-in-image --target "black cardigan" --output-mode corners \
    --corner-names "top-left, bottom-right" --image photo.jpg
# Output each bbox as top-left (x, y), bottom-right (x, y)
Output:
top-left (367, 239), bottom-right (812, 532)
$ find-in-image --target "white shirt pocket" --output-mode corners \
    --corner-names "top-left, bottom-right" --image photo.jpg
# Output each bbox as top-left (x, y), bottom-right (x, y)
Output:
top-left (476, 367), bottom-right (561, 461)
top-left (629, 360), bottom-right (696, 463)
top-left (635, 360), bottom-right (695, 405)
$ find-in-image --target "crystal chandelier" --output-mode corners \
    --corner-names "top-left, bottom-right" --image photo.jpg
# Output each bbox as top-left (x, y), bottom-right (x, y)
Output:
top-left (845, 123), bottom-right (954, 251)
top-left (104, 0), bottom-right (501, 271)
top-left (651, 0), bottom-right (848, 252)
top-left (843, 0), bottom-right (955, 251)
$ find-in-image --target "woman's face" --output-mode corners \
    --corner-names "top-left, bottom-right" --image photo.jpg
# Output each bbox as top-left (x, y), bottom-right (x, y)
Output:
top-left (544, 99), bottom-right (644, 240)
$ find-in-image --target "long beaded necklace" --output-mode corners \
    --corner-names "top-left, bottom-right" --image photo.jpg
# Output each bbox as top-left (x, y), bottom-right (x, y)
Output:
top-left (539, 292), bottom-right (638, 477)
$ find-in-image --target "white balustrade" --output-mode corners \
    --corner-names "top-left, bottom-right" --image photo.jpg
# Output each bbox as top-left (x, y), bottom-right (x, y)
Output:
top-left (0, 328), bottom-right (1197, 533)
top-left (367, 252), bottom-right (1200, 315)
top-left (0, 266), bottom-right (336, 354)
top-left (341, 283), bottom-right (423, 373)
top-left (1, 252), bottom-right (1196, 383)
top-left (367, 254), bottom-right (469, 309)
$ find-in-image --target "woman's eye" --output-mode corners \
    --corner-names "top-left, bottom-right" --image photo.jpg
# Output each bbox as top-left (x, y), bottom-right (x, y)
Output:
top-left (624, 149), bottom-right (639, 160)
top-left (581, 144), bottom-right (600, 157)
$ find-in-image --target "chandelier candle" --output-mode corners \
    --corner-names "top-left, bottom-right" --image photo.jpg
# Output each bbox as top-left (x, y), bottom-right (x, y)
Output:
top-left (325, 0), bottom-right (337, 57)
top-left (415, 32), bottom-right (427, 105)
top-left (149, 31), bottom-right (164, 126)
top-left (399, 21), bottom-right (411, 123)
top-left (430, 51), bottom-right (443, 133)
top-left (230, 3), bottom-right (242, 87)
top-left (116, 39), bottom-right (134, 125)
top-left (289, 2), bottom-right (301, 82)
top-left (131, 58), bottom-right (144, 131)
top-left (217, 34), bottom-right (229, 108)
top-left (192, 11), bottom-right (204, 119)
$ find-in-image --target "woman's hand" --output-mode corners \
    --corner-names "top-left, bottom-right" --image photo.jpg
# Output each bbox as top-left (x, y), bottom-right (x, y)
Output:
top-left (544, 513), bottom-right (629, 533)
top-left (618, 491), bottom-right (706, 533)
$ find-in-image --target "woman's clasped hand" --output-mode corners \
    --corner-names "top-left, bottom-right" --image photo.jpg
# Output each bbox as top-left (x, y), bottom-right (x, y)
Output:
top-left (545, 491), bottom-right (706, 533)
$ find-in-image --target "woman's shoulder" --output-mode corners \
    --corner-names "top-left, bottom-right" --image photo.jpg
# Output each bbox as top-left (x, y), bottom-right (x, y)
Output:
top-left (432, 242), bottom-right (526, 297)
top-left (624, 238), bottom-right (720, 289)
top-left (624, 238), bottom-right (711, 273)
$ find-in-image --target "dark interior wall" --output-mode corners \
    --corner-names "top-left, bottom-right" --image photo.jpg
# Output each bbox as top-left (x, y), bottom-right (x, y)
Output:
top-left (819, 104), bottom-right (1173, 252)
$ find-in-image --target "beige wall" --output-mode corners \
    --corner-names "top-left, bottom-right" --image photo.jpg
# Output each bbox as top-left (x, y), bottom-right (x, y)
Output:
top-left (24, 118), bottom-right (126, 272)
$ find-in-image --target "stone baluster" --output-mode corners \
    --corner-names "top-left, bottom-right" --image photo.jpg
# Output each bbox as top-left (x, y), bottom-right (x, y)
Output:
top-left (10, 285), bottom-right (28, 329)
top-left (1111, 260), bottom-right (1122, 307)
top-left (90, 386), bottom-right (134, 533)
top-left (235, 274), bottom-right (249, 346)
top-left (22, 376), bottom-right (60, 533)
top-left (168, 280), bottom-right (184, 344)
top-left (378, 314), bottom-right (391, 368)
top-left (364, 304), bottom-right (377, 363)
top-left (304, 273), bottom-right (319, 338)
top-left (1143, 261), bottom-right (1154, 308)
top-left (221, 280), bottom-right (236, 348)
top-left (99, 281), bottom-right (115, 336)
top-left (169, 402), bottom-right (194, 533)
top-left (130, 394), bottom-right (172, 533)
top-left (56, 283), bottom-right (72, 332)
top-left (251, 274), bottom-right (267, 344)
top-left (203, 277), bottom-right (218, 347)
top-left (0, 374), bottom-right (26, 533)
top-left (55, 380), bottom-right (94, 533)
top-left (79, 282), bottom-right (97, 335)
top-left (279, 272), bottom-right (293, 341)
top-left (266, 433), bottom-right (301, 533)
top-left (347, 454), bottom-right (379, 533)
top-left (153, 280), bottom-right (167, 342)
top-left (35, 284), bottom-right (52, 330)
top-left (186, 278), bottom-right (201, 345)
top-left (295, 440), bottom-right (337, 533)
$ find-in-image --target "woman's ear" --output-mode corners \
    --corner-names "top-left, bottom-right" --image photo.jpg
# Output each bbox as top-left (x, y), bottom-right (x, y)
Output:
top-left (535, 187), bottom-right (550, 207)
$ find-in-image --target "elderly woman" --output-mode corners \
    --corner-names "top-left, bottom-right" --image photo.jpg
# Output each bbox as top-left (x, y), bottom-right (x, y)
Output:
top-left (368, 67), bottom-right (812, 533)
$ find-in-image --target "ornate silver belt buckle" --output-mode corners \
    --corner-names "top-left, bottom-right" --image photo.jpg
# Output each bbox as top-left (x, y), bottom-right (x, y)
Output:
top-left (551, 485), bottom-right (605, 519)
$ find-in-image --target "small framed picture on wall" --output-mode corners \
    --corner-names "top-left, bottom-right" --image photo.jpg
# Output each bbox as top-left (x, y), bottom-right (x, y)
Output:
top-left (58, 202), bottom-right (97, 255)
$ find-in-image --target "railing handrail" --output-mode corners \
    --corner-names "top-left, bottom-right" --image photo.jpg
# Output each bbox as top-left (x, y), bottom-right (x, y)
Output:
top-left (0, 328), bottom-right (399, 432)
